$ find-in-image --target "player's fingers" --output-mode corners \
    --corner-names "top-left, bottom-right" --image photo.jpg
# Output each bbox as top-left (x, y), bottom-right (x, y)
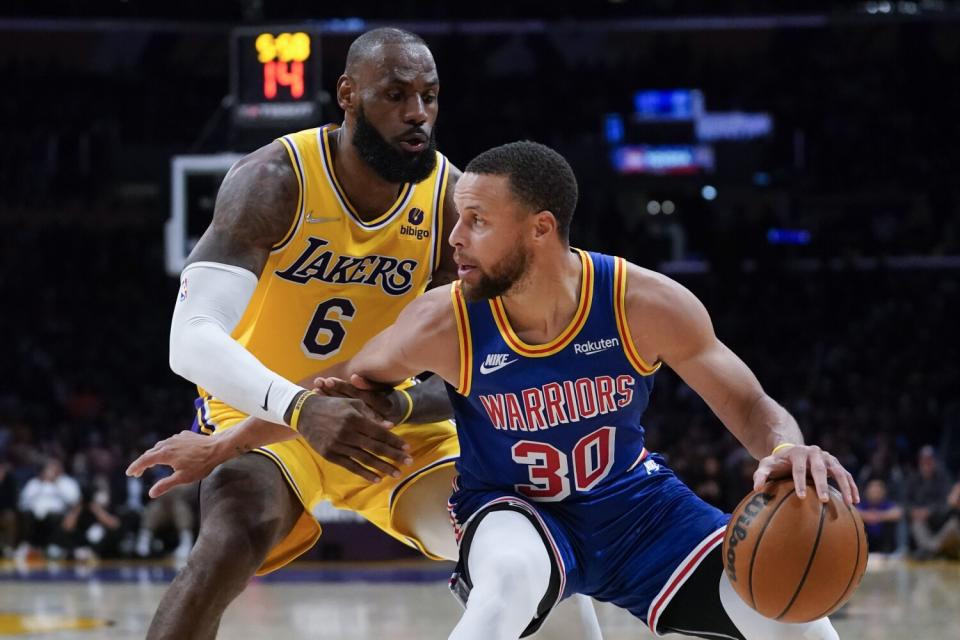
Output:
top-left (849, 470), bottom-right (861, 504)
top-left (753, 460), bottom-right (771, 491)
top-left (346, 424), bottom-right (410, 464)
top-left (356, 417), bottom-right (409, 449)
top-left (338, 445), bottom-right (402, 479)
top-left (809, 451), bottom-right (829, 502)
top-left (313, 376), bottom-right (339, 391)
top-left (828, 459), bottom-right (853, 505)
top-left (791, 452), bottom-right (808, 499)
top-left (325, 452), bottom-right (381, 483)
top-left (126, 448), bottom-right (167, 477)
top-left (347, 427), bottom-right (414, 466)
top-left (324, 378), bottom-right (358, 396)
top-left (353, 401), bottom-right (396, 431)
top-left (840, 467), bottom-right (859, 505)
top-left (149, 471), bottom-right (187, 499)
top-left (312, 378), bottom-right (347, 398)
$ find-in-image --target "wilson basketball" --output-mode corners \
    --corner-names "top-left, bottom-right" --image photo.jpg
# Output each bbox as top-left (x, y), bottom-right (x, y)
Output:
top-left (722, 479), bottom-right (868, 623)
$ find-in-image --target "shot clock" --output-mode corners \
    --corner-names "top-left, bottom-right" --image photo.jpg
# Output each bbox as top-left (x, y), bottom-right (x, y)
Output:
top-left (231, 27), bottom-right (322, 128)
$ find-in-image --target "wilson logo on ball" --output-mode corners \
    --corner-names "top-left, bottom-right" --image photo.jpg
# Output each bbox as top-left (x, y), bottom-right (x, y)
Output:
top-left (725, 491), bottom-right (773, 583)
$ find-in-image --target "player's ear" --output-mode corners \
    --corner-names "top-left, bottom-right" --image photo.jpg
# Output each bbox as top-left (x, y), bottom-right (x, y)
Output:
top-left (532, 210), bottom-right (558, 240)
top-left (336, 74), bottom-right (355, 112)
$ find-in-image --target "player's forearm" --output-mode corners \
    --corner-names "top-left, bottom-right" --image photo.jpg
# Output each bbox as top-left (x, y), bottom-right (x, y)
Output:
top-left (211, 416), bottom-right (300, 462)
top-left (740, 394), bottom-right (805, 460)
top-left (351, 341), bottom-right (421, 390)
top-left (403, 375), bottom-right (453, 423)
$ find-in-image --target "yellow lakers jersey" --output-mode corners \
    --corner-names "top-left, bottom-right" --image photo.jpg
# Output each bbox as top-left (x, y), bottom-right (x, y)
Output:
top-left (197, 124), bottom-right (450, 431)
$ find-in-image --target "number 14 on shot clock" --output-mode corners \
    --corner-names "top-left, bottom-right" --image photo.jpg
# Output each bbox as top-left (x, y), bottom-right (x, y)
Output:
top-left (255, 32), bottom-right (310, 100)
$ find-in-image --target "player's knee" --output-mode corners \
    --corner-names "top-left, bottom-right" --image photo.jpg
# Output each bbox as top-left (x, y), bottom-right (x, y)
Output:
top-left (480, 548), bottom-right (549, 600)
top-left (197, 461), bottom-right (289, 568)
top-left (752, 618), bottom-right (838, 640)
top-left (720, 572), bottom-right (838, 640)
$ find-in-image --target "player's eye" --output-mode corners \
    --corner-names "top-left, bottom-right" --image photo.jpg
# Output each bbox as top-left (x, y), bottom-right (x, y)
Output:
top-left (386, 91), bottom-right (403, 101)
top-left (423, 93), bottom-right (437, 104)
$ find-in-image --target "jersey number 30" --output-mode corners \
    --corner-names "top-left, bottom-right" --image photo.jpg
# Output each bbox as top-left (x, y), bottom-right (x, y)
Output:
top-left (303, 297), bottom-right (355, 358)
top-left (511, 426), bottom-right (616, 501)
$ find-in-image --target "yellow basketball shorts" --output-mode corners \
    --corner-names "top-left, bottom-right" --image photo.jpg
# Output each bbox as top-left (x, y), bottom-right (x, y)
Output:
top-left (210, 415), bottom-right (459, 575)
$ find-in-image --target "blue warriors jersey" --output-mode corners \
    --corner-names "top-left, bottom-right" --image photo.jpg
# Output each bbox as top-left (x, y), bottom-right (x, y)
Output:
top-left (447, 250), bottom-right (661, 501)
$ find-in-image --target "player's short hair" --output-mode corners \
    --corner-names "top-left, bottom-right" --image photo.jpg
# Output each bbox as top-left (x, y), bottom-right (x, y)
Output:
top-left (465, 141), bottom-right (578, 240)
top-left (346, 27), bottom-right (428, 74)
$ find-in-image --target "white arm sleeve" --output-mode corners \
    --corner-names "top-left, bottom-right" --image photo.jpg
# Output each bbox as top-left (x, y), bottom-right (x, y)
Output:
top-left (169, 261), bottom-right (305, 426)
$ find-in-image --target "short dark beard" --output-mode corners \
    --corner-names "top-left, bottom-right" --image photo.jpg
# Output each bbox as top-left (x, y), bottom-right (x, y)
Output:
top-left (461, 245), bottom-right (529, 302)
top-left (352, 105), bottom-right (437, 184)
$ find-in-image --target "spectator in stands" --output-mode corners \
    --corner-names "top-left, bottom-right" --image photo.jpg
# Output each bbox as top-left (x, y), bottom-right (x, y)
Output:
top-left (0, 459), bottom-right (17, 557)
top-left (16, 457), bottom-right (80, 560)
top-left (135, 481), bottom-right (196, 561)
top-left (857, 478), bottom-right (904, 554)
top-left (905, 446), bottom-right (959, 559)
top-left (62, 476), bottom-right (123, 561)
top-left (690, 455), bottom-right (725, 509)
top-left (857, 443), bottom-right (906, 502)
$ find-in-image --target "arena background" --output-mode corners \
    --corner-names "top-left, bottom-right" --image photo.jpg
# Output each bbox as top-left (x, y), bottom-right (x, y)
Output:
top-left (1, 1), bottom-right (958, 638)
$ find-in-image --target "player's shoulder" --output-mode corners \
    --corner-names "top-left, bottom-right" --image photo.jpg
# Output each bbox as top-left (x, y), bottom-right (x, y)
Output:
top-left (445, 160), bottom-right (463, 185)
top-left (620, 259), bottom-right (693, 304)
top-left (230, 139), bottom-right (297, 184)
top-left (184, 137), bottom-right (301, 271)
top-left (618, 258), bottom-right (709, 328)
top-left (400, 283), bottom-right (458, 327)
top-left (215, 139), bottom-right (298, 212)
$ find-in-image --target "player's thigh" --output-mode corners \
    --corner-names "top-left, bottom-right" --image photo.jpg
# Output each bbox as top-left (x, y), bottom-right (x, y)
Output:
top-left (320, 419), bottom-right (459, 560)
top-left (391, 463), bottom-right (459, 561)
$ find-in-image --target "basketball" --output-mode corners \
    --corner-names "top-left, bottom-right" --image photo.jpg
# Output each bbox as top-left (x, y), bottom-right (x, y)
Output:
top-left (722, 479), bottom-right (868, 623)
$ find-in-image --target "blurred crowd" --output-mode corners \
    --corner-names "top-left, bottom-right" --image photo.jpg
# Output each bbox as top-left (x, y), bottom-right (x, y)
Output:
top-left (1, 225), bottom-right (957, 562)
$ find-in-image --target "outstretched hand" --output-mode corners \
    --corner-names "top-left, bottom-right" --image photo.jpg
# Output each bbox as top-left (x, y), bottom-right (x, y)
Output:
top-left (126, 430), bottom-right (225, 498)
top-left (753, 444), bottom-right (860, 506)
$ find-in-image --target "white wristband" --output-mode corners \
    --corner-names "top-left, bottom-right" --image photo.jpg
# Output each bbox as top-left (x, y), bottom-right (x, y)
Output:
top-left (169, 261), bottom-right (304, 425)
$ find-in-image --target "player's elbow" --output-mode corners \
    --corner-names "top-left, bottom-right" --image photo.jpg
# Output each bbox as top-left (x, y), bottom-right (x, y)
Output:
top-left (168, 338), bottom-right (194, 381)
top-left (168, 319), bottom-right (207, 383)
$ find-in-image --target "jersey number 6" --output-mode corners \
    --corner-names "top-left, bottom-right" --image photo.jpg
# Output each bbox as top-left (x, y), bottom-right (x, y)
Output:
top-left (511, 426), bottom-right (616, 501)
top-left (302, 297), bottom-right (356, 358)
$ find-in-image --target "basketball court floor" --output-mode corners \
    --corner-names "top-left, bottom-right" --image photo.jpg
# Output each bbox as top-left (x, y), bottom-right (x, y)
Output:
top-left (1, 556), bottom-right (957, 638)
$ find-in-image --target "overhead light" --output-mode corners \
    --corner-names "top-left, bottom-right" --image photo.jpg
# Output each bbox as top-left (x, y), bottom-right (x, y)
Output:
top-left (662, 200), bottom-right (676, 215)
top-left (701, 185), bottom-right (718, 201)
top-left (647, 200), bottom-right (661, 215)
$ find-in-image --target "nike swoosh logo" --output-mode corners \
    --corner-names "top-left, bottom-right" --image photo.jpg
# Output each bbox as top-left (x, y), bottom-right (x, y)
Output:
top-left (261, 381), bottom-right (273, 411)
top-left (479, 359), bottom-right (518, 375)
top-left (305, 212), bottom-right (340, 223)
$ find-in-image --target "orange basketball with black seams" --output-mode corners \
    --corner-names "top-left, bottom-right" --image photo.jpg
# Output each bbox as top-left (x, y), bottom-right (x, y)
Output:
top-left (722, 479), bottom-right (868, 623)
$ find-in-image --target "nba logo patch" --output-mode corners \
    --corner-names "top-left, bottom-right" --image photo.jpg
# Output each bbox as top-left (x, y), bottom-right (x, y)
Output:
top-left (179, 277), bottom-right (188, 302)
top-left (408, 207), bottom-right (425, 225)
